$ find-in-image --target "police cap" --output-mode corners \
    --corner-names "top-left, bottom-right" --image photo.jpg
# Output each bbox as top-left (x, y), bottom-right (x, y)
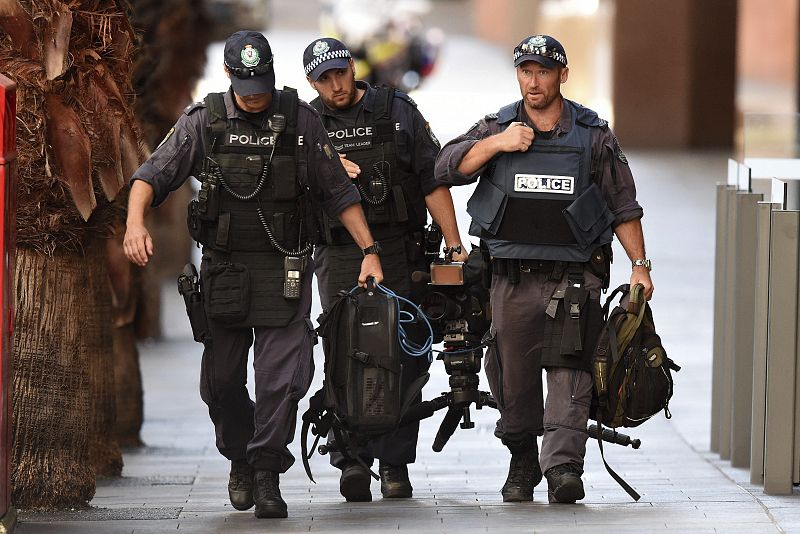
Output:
top-left (513, 35), bottom-right (567, 69)
top-left (223, 30), bottom-right (276, 96)
top-left (303, 37), bottom-right (353, 81)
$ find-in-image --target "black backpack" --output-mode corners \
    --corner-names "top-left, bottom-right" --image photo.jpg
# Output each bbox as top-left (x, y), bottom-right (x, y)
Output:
top-left (593, 283), bottom-right (680, 428)
top-left (301, 284), bottom-right (428, 481)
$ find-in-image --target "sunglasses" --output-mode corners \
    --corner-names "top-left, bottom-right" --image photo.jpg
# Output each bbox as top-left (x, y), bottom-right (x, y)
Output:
top-left (512, 43), bottom-right (566, 65)
top-left (225, 56), bottom-right (274, 79)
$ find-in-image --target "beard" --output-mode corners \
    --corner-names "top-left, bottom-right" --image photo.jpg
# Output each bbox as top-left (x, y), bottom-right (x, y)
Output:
top-left (325, 82), bottom-right (358, 110)
top-left (526, 90), bottom-right (559, 110)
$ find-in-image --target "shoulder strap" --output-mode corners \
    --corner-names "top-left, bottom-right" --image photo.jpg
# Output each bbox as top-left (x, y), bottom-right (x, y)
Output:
top-left (373, 85), bottom-right (395, 121)
top-left (204, 93), bottom-right (227, 152)
top-left (596, 424), bottom-right (641, 501)
top-left (279, 86), bottom-right (299, 139)
top-left (372, 86), bottom-right (396, 142)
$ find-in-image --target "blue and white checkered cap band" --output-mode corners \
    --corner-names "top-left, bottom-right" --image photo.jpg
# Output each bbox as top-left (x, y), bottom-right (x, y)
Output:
top-left (513, 45), bottom-right (566, 65)
top-left (304, 49), bottom-right (352, 75)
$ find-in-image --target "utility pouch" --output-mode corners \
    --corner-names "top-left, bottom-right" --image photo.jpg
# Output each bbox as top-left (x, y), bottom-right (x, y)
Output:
top-left (588, 244), bottom-right (613, 290)
top-left (197, 175), bottom-right (219, 221)
top-left (187, 200), bottom-right (203, 243)
top-left (271, 156), bottom-right (299, 200)
top-left (204, 262), bottom-right (251, 323)
top-left (561, 284), bottom-right (589, 355)
top-left (392, 184), bottom-right (409, 223)
top-left (177, 263), bottom-right (209, 343)
top-left (563, 183), bottom-right (615, 250)
top-left (542, 284), bottom-right (591, 362)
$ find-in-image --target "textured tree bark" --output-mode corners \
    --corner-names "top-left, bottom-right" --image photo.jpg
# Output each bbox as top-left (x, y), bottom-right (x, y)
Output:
top-left (12, 247), bottom-right (96, 508)
top-left (3, 0), bottom-right (145, 507)
top-left (86, 245), bottom-right (122, 477)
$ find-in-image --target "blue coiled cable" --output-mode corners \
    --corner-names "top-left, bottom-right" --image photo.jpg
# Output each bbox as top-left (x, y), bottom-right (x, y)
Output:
top-left (350, 282), bottom-right (434, 362)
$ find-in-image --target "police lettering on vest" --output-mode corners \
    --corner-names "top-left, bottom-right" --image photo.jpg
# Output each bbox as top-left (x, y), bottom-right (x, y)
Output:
top-left (327, 123), bottom-right (401, 152)
top-left (228, 133), bottom-right (277, 147)
top-left (514, 174), bottom-right (575, 195)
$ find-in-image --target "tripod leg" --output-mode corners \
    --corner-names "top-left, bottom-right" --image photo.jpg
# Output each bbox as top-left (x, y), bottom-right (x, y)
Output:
top-left (432, 407), bottom-right (463, 452)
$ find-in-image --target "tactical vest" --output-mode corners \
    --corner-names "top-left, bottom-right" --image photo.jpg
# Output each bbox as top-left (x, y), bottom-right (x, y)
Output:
top-left (311, 87), bottom-right (427, 245)
top-left (189, 88), bottom-right (311, 328)
top-left (467, 99), bottom-right (615, 262)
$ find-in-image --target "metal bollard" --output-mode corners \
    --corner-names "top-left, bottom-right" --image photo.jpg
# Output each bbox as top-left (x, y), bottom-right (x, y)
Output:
top-left (750, 201), bottom-right (779, 484)
top-left (763, 208), bottom-right (800, 494)
top-left (711, 167), bottom-right (737, 454)
top-left (730, 187), bottom-right (763, 468)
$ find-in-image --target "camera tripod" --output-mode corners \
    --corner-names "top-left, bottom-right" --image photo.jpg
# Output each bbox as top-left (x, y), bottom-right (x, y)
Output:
top-left (399, 318), bottom-right (641, 452)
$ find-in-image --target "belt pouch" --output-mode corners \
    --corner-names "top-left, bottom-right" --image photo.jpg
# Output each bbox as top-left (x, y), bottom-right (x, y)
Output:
top-left (205, 262), bottom-right (251, 323)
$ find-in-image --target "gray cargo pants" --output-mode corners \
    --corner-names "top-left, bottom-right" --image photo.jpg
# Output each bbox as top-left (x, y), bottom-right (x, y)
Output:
top-left (485, 267), bottom-right (600, 473)
top-left (199, 264), bottom-right (316, 473)
top-left (314, 234), bottom-right (430, 467)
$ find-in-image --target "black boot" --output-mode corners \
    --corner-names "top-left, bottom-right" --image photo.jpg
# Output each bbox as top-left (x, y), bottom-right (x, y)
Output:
top-left (228, 459), bottom-right (254, 511)
top-left (501, 450), bottom-right (543, 502)
top-left (339, 461), bottom-right (372, 502)
top-left (379, 463), bottom-right (412, 498)
top-left (253, 469), bottom-right (288, 518)
top-left (545, 463), bottom-right (585, 504)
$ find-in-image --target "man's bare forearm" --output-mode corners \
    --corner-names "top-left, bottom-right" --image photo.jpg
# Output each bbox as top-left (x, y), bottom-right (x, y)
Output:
top-left (613, 218), bottom-right (646, 261)
top-left (424, 186), bottom-right (463, 248)
top-left (456, 136), bottom-right (503, 175)
top-left (126, 180), bottom-right (155, 225)
top-left (337, 203), bottom-right (377, 249)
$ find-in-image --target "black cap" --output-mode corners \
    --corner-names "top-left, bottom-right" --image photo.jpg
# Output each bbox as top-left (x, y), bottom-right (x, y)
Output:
top-left (223, 30), bottom-right (275, 96)
top-left (303, 37), bottom-right (352, 81)
top-left (513, 35), bottom-right (567, 69)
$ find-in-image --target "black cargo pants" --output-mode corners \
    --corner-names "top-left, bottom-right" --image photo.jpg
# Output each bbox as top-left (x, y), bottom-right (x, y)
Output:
top-left (199, 261), bottom-right (316, 474)
top-left (313, 233), bottom-right (431, 468)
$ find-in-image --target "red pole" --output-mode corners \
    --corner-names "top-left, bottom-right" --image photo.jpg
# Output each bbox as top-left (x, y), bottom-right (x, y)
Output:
top-left (0, 73), bottom-right (17, 532)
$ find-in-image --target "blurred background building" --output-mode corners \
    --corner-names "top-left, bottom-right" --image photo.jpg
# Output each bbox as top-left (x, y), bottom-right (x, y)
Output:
top-left (207, 0), bottom-right (796, 153)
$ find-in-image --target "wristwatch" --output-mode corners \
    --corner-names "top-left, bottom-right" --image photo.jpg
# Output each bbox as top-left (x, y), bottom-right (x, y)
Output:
top-left (362, 241), bottom-right (382, 257)
top-left (631, 258), bottom-right (652, 271)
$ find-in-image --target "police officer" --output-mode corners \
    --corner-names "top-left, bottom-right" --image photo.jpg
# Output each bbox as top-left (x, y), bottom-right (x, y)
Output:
top-left (435, 35), bottom-right (653, 504)
top-left (302, 37), bottom-right (467, 502)
top-left (123, 31), bottom-right (383, 519)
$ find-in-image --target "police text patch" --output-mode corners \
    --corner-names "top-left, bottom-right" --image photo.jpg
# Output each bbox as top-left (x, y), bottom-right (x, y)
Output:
top-left (514, 174), bottom-right (574, 194)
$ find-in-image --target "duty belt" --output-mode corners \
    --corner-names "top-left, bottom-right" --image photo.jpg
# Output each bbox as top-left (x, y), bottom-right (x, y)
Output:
top-left (492, 258), bottom-right (583, 285)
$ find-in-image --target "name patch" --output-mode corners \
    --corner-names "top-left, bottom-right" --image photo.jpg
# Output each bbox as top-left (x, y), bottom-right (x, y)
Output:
top-left (514, 174), bottom-right (574, 194)
top-left (327, 123), bottom-right (400, 152)
top-left (329, 126), bottom-right (372, 152)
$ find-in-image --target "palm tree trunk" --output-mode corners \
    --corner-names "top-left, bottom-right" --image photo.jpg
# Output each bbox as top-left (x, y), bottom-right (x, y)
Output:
top-left (12, 247), bottom-right (95, 508)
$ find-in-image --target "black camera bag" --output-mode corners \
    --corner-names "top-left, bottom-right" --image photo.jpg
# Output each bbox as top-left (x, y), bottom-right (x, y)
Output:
top-left (301, 283), bottom-right (412, 481)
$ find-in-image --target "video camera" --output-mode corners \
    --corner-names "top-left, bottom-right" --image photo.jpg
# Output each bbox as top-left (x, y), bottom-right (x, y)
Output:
top-left (413, 224), bottom-right (491, 345)
top-left (398, 224), bottom-right (495, 451)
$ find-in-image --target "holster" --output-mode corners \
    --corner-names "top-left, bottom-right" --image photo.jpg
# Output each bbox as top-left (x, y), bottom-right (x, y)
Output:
top-left (177, 264), bottom-right (210, 343)
top-left (587, 243), bottom-right (613, 290)
top-left (542, 264), bottom-right (590, 361)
